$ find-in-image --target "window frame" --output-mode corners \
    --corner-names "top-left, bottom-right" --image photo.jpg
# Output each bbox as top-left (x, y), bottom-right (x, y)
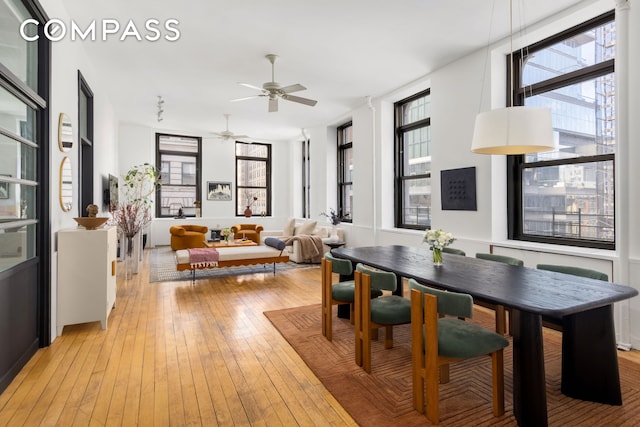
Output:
top-left (78, 71), bottom-right (94, 218)
top-left (235, 141), bottom-right (271, 217)
top-left (155, 133), bottom-right (202, 218)
top-left (507, 11), bottom-right (616, 250)
top-left (394, 88), bottom-right (432, 230)
top-left (337, 121), bottom-right (353, 223)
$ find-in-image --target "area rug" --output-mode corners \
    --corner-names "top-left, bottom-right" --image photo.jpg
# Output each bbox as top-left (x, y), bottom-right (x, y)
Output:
top-left (149, 246), bottom-right (317, 282)
top-left (265, 304), bottom-right (640, 426)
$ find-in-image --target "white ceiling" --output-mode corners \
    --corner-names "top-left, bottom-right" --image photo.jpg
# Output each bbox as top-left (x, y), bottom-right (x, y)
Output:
top-left (57, 0), bottom-right (587, 142)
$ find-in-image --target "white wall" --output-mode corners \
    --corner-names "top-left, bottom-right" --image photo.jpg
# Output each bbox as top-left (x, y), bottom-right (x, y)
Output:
top-left (307, 0), bottom-right (640, 347)
top-left (42, 0), bottom-right (120, 340)
top-left (117, 122), bottom-right (294, 246)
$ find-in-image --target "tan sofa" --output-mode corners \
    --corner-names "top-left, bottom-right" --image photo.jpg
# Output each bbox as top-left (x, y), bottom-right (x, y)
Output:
top-left (261, 219), bottom-right (344, 263)
top-left (169, 225), bottom-right (210, 250)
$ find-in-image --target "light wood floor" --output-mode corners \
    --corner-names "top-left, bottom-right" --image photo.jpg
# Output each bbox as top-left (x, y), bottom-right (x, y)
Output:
top-left (0, 249), bottom-right (357, 426)
top-left (1, 248), bottom-right (639, 426)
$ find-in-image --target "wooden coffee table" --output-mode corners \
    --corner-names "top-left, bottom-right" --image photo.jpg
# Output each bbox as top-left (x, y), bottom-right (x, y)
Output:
top-left (208, 239), bottom-right (258, 248)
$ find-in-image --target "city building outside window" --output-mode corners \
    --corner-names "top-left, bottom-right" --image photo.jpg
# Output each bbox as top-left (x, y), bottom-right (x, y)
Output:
top-left (236, 142), bottom-right (271, 216)
top-left (337, 122), bottom-right (353, 222)
top-left (508, 11), bottom-right (615, 249)
top-left (156, 133), bottom-right (202, 217)
top-left (394, 89), bottom-right (431, 230)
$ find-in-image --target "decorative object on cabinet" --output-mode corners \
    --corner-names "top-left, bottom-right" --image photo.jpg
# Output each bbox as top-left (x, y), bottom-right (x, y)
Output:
top-left (59, 156), bottom-right (72, 212)
top-left (58, 112), bottom-right (73, 152)
top-left (57, 227), bottom-right (117, 335)
top-left (73, 216), bottom-right (108, 230)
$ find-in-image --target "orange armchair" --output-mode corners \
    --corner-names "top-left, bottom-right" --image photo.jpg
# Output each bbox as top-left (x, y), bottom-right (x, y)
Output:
top-left (170, 225), bottom-right (209, 250)
top-left (230, 224), bottom-right (264, 244)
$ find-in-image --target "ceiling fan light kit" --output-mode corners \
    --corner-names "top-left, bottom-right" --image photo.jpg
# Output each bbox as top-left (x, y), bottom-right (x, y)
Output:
top-left (232, 54), bottom-right (318, 112)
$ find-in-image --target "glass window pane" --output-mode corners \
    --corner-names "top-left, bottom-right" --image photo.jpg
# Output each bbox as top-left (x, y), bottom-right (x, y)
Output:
top-left (402, 177), bottom-right (431, 227)
top-left (523, 161), bottom-right (614, 242)
top-left (522, 21), bottom-right (615, 87)
top-left (525, 74), bottom-right (615, 163)
top-left (158, 185), bottom-right (196, 216)
top-left (160, 154), bottom-right (196, 185)
top-left (159, 134), bottom-right (199, 153)
top-left (402, 94), bottom-right (430, 125)
top-left (237, 160), bottom-right (267, 187)
top-left (0, 85), bottom-right (37, 142)
top-left (0, 0), bottom-right (38, 90)
top-left (236, 143), bottom-right (268, 158)
top-left (0, 223), bottom-right (36, 273)
top-left (341, 147), bottom-right (353, 182)
top-left (403, 127), bottom-right (431, 174)
top-left (237, 188), bottom-right (267, 215)
top-left (340, 184), bottom-right (352, 220)
top-left (0, 133), bottom-right (36, 181)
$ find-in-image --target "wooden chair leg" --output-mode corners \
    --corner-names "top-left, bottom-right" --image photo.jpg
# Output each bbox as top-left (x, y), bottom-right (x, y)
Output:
top-left (491, 349), bottom-right (505, 416)
top-left (439, 364), bottom-right (450, 384)
top-left (411, 289), bottom-right (425, 413)
top-left (384, 325), bottom-right (394, 349)
top-left (354, 271), bottom-right (363, 367)
top-left (495, 305), bottom-right (506, 335)
top-left (362, 274), bottom-right (372, 373)
top-left (424, 293), bottom-right (440, 425)
top-left (349, 303), bottom-right (354, 325)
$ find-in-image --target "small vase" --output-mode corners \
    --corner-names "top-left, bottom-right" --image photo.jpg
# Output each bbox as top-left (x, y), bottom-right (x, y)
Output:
top-left (124, 234), bottom-right (139, 279)
top-left (244, 206), bottom-right (252, 218)
top-left (432, 247), bottom-right (443, 266)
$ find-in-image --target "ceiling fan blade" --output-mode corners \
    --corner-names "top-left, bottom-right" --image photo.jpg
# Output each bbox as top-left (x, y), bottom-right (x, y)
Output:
top-left (268, 98), bottom-right (278, 112)
top-left (282, 94), bottom-right (317, 107)
top-left (233, 134), bottom-right (249, 139)
top-left (238, 82), bottom-right (265, 92)
top-left (280, 83), bottom-right (306, 94)
top-left (230, 95), bottom-right (263, 102)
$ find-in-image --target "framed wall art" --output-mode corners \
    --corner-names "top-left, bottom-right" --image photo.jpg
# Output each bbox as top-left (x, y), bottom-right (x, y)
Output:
top-left (207, 181), bottom-right (232, 201)
top-left (440, 167), bottom-right (477, 211)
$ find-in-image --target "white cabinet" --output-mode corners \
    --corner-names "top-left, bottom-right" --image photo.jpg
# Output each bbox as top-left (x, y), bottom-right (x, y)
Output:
top-left (57, 227), bottom-right (117, 335)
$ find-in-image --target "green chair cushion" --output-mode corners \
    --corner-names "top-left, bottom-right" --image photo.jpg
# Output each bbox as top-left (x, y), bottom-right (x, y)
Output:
top-left (536, 264), bottom-right (608, 281)
top-left (370, 296), bottom-right (412, 325)
top-left (442, 247), bottom-right (466, 256)
top-left (332, 281), bottom-right (383, 302)
top-left (324, 252), bottom-right (353, 276)
top-left (437, 318), bottom-right (509, 359)
top-left (476, 253), bottom-right (524, 266)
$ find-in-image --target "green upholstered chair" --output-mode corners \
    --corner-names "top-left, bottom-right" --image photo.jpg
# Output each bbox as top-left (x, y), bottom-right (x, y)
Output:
top-left (354, 263), bottom-right (412, 373)
top-left (536, 264), bottom-right (609, 330)
top-left (442, 247), bottom-right (466, 256)
top-left (475, 252), bottom-right (524, 266)
top-left (409, 279), bottom-right (509, 424)
top-left (321, 253), bottom-right (382, 341)
top-left (475, 253), bottom-right (524, 334)
top-left (536, 264), bottom-right (608, 281)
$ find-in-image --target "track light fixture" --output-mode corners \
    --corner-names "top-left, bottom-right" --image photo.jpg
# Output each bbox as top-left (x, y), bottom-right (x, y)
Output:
top-left (157, 96), bottom-right (164, 122)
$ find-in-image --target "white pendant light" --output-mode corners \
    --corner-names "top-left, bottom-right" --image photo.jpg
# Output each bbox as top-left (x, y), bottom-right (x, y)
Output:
top-left (471, 106), bottom-right (554, 154)
top-left (471, 0), bottom-right (557, 155)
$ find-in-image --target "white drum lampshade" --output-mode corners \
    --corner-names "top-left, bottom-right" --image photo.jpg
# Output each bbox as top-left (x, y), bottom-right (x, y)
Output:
top-left (471, 106), bottom-right (556, 155)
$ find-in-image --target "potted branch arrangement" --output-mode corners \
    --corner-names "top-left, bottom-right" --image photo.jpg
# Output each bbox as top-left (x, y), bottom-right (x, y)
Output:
top-left (109, 163), bottom-right (161, 276)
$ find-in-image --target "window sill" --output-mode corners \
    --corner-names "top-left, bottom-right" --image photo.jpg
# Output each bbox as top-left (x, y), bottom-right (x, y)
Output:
top-left (491, 239), bottom-right (617, 261)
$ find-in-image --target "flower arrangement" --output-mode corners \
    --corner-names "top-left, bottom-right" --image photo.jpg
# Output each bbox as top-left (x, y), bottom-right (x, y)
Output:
top-left (320, 208), bottom-right (341, 226)
top-left (423, 228), bottom-right (455, 266)
top-left (221, 227), bottom-right (232, 242)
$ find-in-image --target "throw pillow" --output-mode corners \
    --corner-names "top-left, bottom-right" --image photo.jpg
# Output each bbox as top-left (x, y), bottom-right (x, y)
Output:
top-left (312, 227), bottom-right (328, 238)
top-left (282, 218), bottom-right (296, 236)
top-left (295, 220), bottom-right (317, 235)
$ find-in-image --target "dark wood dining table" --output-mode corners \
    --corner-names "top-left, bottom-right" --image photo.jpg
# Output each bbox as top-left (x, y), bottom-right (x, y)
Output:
top-left (332, 245), bottom-right (638, 427)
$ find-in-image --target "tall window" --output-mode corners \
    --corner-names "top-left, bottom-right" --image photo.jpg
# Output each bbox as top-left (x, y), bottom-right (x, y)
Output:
top-left (508, 11), bottom-right (615, 249)
top-left (337, 122), bottom-right (352, 222)
top-left (395, 89), bottom-right (431, 229)
top-left (156, 133), bottom-right (201, 217)
top-left (236, 142), bottom-right (271, 216)
top-left (78, 71), bottom-right (93, 217)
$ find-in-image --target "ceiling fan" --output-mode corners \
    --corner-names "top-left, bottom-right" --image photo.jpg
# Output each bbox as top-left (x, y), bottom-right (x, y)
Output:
top-left (232, 54), bottom-right (318, 112)
top-left (211, 114), bottom-right (249, 141)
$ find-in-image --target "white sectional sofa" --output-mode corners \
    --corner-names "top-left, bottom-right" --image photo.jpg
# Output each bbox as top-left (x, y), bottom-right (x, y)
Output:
top-left (261, 219), bottom-right (344, 264)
